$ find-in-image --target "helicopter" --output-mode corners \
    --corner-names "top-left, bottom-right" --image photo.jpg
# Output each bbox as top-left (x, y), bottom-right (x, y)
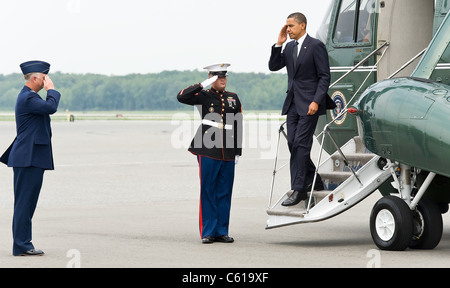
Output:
top-left (266, 0), bottom-right (450, 251)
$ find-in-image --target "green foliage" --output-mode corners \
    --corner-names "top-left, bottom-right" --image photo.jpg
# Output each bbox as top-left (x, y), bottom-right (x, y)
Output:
top-left (0, 71), bottom-right (287, 111)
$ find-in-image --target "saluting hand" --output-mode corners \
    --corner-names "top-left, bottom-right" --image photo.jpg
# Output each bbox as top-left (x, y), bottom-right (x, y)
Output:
top-left (277, 25), bottom-right (288, 46)
top-left (200, 75), bottom-right (218, 89)
top-left (43, 75), bottom-right (55, 91)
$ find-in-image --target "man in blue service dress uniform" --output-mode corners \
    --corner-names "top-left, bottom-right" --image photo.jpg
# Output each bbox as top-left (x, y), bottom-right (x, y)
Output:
top-left (177, 63), bottom-right (242, 244)
top-left (0, 61), bottom-right (61, 256)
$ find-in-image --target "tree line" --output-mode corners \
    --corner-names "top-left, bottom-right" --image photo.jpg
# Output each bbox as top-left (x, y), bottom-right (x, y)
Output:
top-left (0, 71), bottom-right (288, 112)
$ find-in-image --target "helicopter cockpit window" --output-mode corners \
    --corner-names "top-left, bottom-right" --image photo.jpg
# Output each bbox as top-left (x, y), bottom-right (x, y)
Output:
top-left (333, 0), bottom-right (375, 44)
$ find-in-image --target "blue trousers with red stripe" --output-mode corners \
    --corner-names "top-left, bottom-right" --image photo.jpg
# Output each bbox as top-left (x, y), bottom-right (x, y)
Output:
top-left (197, 155), bottom-right (235, 239)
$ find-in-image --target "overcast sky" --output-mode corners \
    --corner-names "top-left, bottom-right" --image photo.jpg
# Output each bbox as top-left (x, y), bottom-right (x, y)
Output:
top-left (0, 0), bottom-right (332, 75)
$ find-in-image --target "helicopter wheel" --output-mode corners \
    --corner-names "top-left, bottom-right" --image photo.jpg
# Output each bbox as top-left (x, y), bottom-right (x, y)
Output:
top-left (370, 196), bottom-right (413, 251)
top-left (409, 199), bottom-right (443, 249)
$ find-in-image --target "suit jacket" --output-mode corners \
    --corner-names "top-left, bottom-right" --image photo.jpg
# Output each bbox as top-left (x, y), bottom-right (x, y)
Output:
top-left (177, 84), bottom-right (242, 161)
top-left (0, 86), bottom-right (61, 170)
top-left (269, 34), bottom-right (333, 116)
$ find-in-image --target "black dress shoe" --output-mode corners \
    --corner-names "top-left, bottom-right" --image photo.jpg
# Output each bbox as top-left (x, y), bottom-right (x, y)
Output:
top-left (202, 236), bottom-right (214, 244)
top-left (214, 235), bottom-right (234, 243)
top-left (18, 249), bottom-right (45, 256)
top-left (281, 190), bottom-right (307, 206)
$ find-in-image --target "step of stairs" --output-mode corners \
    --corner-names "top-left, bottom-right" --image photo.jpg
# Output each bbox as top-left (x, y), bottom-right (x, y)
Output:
top-left (266, 135), bottom-right (393, 228)
top-left (267, 190), bottom-right (332, 217)
top-left (320, 171), bottom-right (352, 190)
top-left (331, 153), bottom-right (376, 172)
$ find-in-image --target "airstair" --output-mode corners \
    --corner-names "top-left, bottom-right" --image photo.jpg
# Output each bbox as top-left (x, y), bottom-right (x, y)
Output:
top-left (266, 127), bottom-right (396, 229)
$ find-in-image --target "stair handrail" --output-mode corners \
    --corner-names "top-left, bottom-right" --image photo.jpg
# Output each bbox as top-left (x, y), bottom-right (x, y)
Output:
top-left (329, 41), bottom-right (390, 89)
top-left (306, 124), bottom-right (364, 213)
top-left (269, 41), bottom-right (427, 212)
top-left (307, 45), bottom-right (426, 212)
top-left (317, 43), bottom-right (390, 140)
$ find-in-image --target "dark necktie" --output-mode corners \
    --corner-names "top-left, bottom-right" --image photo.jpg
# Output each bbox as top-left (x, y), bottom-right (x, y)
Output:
top-left (293, 41), bottom-right (299, 67)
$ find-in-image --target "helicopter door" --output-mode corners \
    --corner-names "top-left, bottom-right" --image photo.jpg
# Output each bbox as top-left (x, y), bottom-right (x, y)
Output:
top-left (317, 0), bottom-right (378, 153)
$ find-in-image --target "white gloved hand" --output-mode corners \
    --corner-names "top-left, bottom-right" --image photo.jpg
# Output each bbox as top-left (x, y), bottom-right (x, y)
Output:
top-left (200, 75), bottom-right (218, 89)
top-left (235, 155), bottom-right (239, 165)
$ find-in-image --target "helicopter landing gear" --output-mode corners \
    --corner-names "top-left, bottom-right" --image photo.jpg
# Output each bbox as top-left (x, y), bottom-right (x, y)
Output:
top-left (410, 199), bottom-right (443, 249)
top-left (370, 195), bottom-right (413, 251)
top-left (369, 164), bottom-right (443, 251)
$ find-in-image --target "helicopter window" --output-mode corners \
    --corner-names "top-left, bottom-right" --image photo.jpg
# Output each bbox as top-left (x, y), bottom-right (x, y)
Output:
top-left (357, 0), bottom-right (375, 42)
top-left (316, 1), bottom-right (333, 44)
top-left (333, 0), bottom-right (356, 43)
top-left (333, 0), bottom-right (375, 44)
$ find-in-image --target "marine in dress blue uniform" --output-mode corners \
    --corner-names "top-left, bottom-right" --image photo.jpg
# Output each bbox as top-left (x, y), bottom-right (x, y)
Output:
top-left (177, 64), bottom-right (242, 244)
top-left (0, 61), bottom-right (61, 256)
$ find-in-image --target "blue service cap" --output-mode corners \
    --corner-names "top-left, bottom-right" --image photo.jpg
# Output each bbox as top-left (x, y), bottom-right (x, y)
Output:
top-left (20, 60), bottom-right (50, 75)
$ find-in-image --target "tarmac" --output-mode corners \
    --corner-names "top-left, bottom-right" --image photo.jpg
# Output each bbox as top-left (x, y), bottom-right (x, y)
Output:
top-left (1, 119), bottom-right (450, 268)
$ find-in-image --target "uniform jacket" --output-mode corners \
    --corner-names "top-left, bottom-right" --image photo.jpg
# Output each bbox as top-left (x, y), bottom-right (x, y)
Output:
top-left (269, 34), bottom-right (334, 116)
top-left (177, 84), bottom-right (242, 161)
top-left (0, 86), bottom-right (61, 170)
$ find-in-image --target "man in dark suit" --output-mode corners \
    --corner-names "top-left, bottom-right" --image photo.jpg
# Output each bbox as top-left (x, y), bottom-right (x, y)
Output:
top-left (269, 13), bottom-right (334, 206)
top-left (0, 61), bottom-right (61, 256)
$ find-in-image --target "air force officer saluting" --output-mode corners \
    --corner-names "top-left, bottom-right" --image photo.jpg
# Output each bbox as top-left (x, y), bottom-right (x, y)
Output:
top-left (0, 61), bottom-right (61, 256)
